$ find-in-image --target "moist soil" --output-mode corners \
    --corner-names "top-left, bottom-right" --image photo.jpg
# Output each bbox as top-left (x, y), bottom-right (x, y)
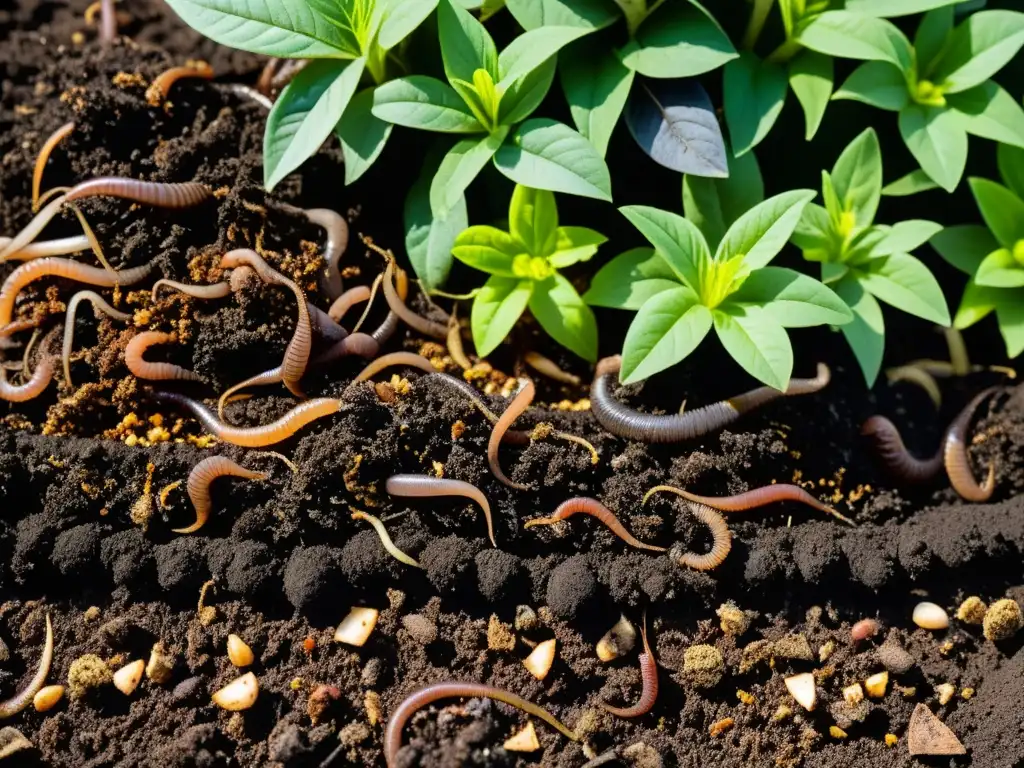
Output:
top-left (1, 2), bottom-right (1023, 767)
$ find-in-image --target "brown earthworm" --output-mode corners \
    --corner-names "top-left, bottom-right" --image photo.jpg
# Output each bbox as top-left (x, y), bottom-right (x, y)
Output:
top-left (0, 355), bottom-right (55, 402)
top-left (280, 203), bottom-right (349, 300)
top-left (885, 365), bottom-right (942, 409)
top-left (32, 121), bottom-right (75, 212)
top-left (642, 484), bottom-right (855, 526)
top-left (152, 279), bottom-right (231, 302)
top-left (352, 352), bottom-right (436, 384)
top-left (420, 373), bottom-right (530, 445)
top-left (151, 390), bottom-right (342, 447)
top-left (384, 682), bottom-right (578, 768)
top-left (217, 367), bottom-right (283, 422)
top-left (488, 379), bottom-right (535, 490)
top-left (590, 356), bottom-right (830, 443)
top-left (174, 456), bottom-right (267, 533)
top-left (125, 331), bottom-right (201, 382)
top-left (64, 177), bottom-right (212, 207)
top-left (371, 266), bottom-right (407, 346)
top-left (525, 497), bottom-right (665, 552)
top-left (307, 302), bottom-right (348, 345)
top-left (62, 290), bottom-right (132, 388)
top-left (0, 614), bottom-right (53, 719)
top-left (601, 616), bottom-right (658, 717)
top-left (99, 0), bottom-right (116, 43)
top-left (351, 510), bottom-right (421, 568)
top-left (220, 249), bottom-right (310, 398)
top-left (673, 502), bottom-right (732, 571)
top-left (328, 285), bottom-right (371, 323)
top-left (146, 61), bottom-right (214, 107)
top-left (0, 258), bottom-right (154, 329)
top-left (0, 235), bottom-right (90, 261)
top-left (524, 350), bottom-right (581, 386)
top-left (381, 258), bottom-right (448, 340)
top-left (860, 416), bottom-right (943, 484)
top-left (310, 332), bottom-right (380, 367)
top-left (944, 387), bottom-right (1000, 502)
top-left (386, 474), bottom-right (496, 547)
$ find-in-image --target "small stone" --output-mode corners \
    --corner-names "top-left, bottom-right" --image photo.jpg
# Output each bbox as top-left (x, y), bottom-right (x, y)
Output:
top-left (829, 698), bottom-right (871, 730)
top-left (864, 671), bottom-right (889, 698)
top-left (307, 685), bottom-right (341, 724)
top-left (784, 672), bottom-right (817, 711)
top-left (682, 644), bottom-right (724, 689)
top-left (487, 616), bottom-right (516, 652)
top-left (339, 721), bottom-right (370, 747)
top-left (596, 615), bottom-right (636, 662)
top-left (401, 615), bottom-right (437, 645)
top-left (818, 640), bottom-right (835, 663)
top-left (716, 602), bottom-right (750, 636)
top-left (877, 639), bottom-right (915, 674)
top-left (843, 683), bottom-right (864, 706)
top-left (514, 605), bottom-right (539, 632)
top-left (171, 677), bottom-right (202, 704)
top-left (907, 704), bottom-right (966, 756)
top-left (829, 726), bottom-right (848, 739)
top-left (33, 685), bottom-right (64, 712)
top-left (503, 721), bottom-right (540, 752)
top-left (961, 687), bottom-right (975, 699)
top-left (913, 602), bottom-right (949, 630)
top-left (739, 639), bottom-right (773, 673)
top-left (68, 654), bottom-right (113, 699)
top-left (956, 596), bottom-right (987, 625)
top-left (146, 642), bottom-right (174, 684)
top-left (0, 727), bottom-right (34, 760)
top-left (622, 742), bottom-right (662, 768)
top-left (851, 618), bottom-right (880, 642)
top-left (982, 598), bottom-right (1022, 641)
top-left (772, 634), bottom-right (813, 661)
top-left (936, 683), bottom-right (955, 705)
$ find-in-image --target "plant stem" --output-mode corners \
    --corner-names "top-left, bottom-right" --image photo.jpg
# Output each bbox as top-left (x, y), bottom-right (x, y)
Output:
top-left (424, 285), bottom-right (481, 300)
top-left (742, 0), bottom-right (775, 51)
top-left (766, 36), bottom-right (802, 64)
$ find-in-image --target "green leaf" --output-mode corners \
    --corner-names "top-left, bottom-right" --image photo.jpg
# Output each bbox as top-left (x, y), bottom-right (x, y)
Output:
top-left (948, 81), bottom-right (1024, 150)
top-left (506, 0), bottom-right (619, 30)
top-left (844, 0), bottom-right (960, 17)
top-left (930, 224), bottom-right (1000, 275)
top-left (953, 277), bottom-right (1000, 329)
top-left (995, 300), bottom-right (1024, 358)
top-left (683, 146), bottom-right (765, 251)
top-left (821, 170), bottom-right (842, 226)
top-left (831, 128), bottom-right (882, 228)
top-left (914, 6), bottom-right (954, 77)
top-left (471, 276), bottom-right (534, 357)
top-left (730, 267), bottom-right (853, 327)
top-left (713, 304), bottom-right (793, 390)
top-left (559, 40), bottom-right (634, 157)
top-left (371, 76), bottom-right (483, 132)
top-left (380, 0), bottom-right (438, 50)
top-left (872, 220), bottom-right (943, 255)
top-left (583, 247), bottom-right (680, 309)
top-left (452, 225), bottom-right (523, 276)
top-left (931, 10), bottom-right (1024, 94)
top-left (898, 103), bottom-right (967, 192)
top-left (968, 177), bottom-right (1024, 248)
top-left (549, 227), bottom-right (607, 268)
top-left (975, 248), bottom-right (1024, 288)
top-left (857, 252), bottom-right (950, 324)
top-left (618, 205), bottom-right (707, 291)
top-left (509, 186), bottom-right (558, 257)
top-left (797, 11), bottom-right (914, 72)
top-left (498, 58), bottom-right (557, 125)
top-left (833, 274), bottom-right (886, 386)
top-left (264, 58), bottom-right (365, 191)
top-left (723, 53), bottom-right (788, 156)
top-left (493, 119), bottom-right (612, 201)
top-left (529, 273), bottom-right (598, 361)
top-left (998, 144), bottom-right (1024, 200)
top-left (620, 287), bottom-right (711, 383)
top-left (438, 0), bottom-right (498, 84)
top-left (497, 26), bottom-right (589, 90)
top-left (788, 51), bottom-right (833, 141)
top-left (164, 0), bottom-right (355, 57)
top-left (430, 129), bottom-right (508, 217)
top-left (791, 203), bottom-right (837, 262)
top-left (336, 87), bottom-right (393, 185)
top-left (833, 61), bottom-right (909, 111)
top-left (717, 190), bottom-right (816, 268)
top-left (404, 150), bottom-right (468, 291)
top-left (619, 0), bottom-right (738, 78)
top-left (881, 169), bottom-right (940, 196)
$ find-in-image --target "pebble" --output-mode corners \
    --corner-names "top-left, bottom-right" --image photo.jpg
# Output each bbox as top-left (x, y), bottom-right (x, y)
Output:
top-left (877, 638), bottom-right (915, 674)
top-left (171, 676), bottom-right (202, 704)
top-left (0, 727), bottom-right (33, 760)
top-left (913, 602), bottom-right (949, 630)
top-left (146, 642), bottom-right (175, 683)
top-left (982, 598), bottom-right (1022, 641)
top-left (907, 704), bottom-right (965, 756)
top-left (772, 634), bottom-right (813, 661)
top-left (400, 615), bottom-right (437, 645)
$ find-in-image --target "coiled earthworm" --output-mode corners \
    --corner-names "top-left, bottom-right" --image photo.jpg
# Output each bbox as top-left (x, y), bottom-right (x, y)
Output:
top-left (62, 290), bottom-right (132, 388)
top-left (381, 258), bottom-right (448, 340)
top-left (353, 352), bottom-right (436, 384)
top-left (0, 235), bottom-right (90, 262)
top-left (152, 279), bottom-right (231, 302)
top-left (384, 682), bottom-right (578, 768)
top-left (32, 121), bottom-right (75, 212)
top-left (672, 502), bottom-right (732, 571)
top-left (146, 61), bottom-right (214, 107)
top-left (386, 474), bottom-right (496, 547)
top-left (524, 350), bottom-right (581, 386)
top-left (0, 355), bottom-right (55, 402)
top-left (0, 614), bottom-right (53, 719)
top-left (944, 387), bottom-right (999, 502)
top-left (125, 331), bottom-right (201, 382)
top-left (151, 391), bottom-right (342, 447)
top-left (642, 484), bottom-right (855, 526)
top-left (0, 195), bottom-right (69, 260)
top-left (220, 249), bottom-right (310, 398)
top-left (488, 379), bottom-right (535, 490)
top-left (328, 285), bottom-right (371, 323)
top-left (351, 510), bottom-right (421, 568)
top-left (601, 616), bottom-right (657, 717)
top-left (525, 497), bottom-right (665, 552)
top-left (590, 356), bottom-right (830, 444)
top-left (279, 203), bottom-right (349, 300)
top-left (860, 416), bottom-right (943, 484)
top-left (311, 332), bottom-right (380, 367)
top-left (175, 456), bottom-right (267, 533)
top-left (64, 177), bottom-right (212, 207)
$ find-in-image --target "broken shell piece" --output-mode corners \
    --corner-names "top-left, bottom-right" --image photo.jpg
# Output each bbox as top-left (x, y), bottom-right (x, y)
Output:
top-left (334, 608), bottom-right (379, 647)
top-left (842, 683), bottom-right (864, 706)
top-left (913, 602), bottom-right (949, 630)
top-left (784, 672), bottom-right (816, 711)
top-left (227, 634), bottom-right (255, 667)
top-left (503, 721), bottom-right (540, 752)
top-left (907, 703), bottom-right (965, 756)
top-left (113, 660), bottom-right (145, 696)
top-left (596, 615), bottom-right (636, 662)
top-left (33, 685), bottom-right (64, 712)
top-left (524, 638), bottom-right (556, 681)
top-left (864, 671), bottom-right (889, 699)
top-left (212, 672), bottom-right (259, 711)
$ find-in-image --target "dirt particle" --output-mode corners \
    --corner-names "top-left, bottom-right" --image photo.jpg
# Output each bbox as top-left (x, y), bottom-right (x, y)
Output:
top-left (338, 721), bottom-right (369, 746)
top-left (486, 615), bottom-right (515, 652)
top-left (475, 549), bottom-right (526, 603)
top-left (284, 545), bottom-right (343, 611)
top-left (53, 523), bottom-right (103, 577)
top-left (515, 605), bottom-right (539, 632)
top-left (622, 741), bottom-right (662, 768)
top-left (739, 639), bottom-right (772, 673)
top-left (877, 637), bottom-right (915, 674)
top-left (956, 595), bottom-right (987, 624)
top-left (146, 642), bottom-right (174, 684)
top-left (818, 639), bottom-right (835, 662)
top-left (83, 606), bottom-right (100, 623)
top-left (307, 685), bottom-right (341, 724)
top-left (546, 556), bottom-right (598, 620)
top-left (364, 690), bottom-right (382, 726)
top-left (401, 614), bottom-right (437, 645)
top-left (982, 598), bottom-right (1022, 641)
top-left (421, 535), bottom-right (479, 594)
top-left (772, 634), bottom-right (813, 661)
top-left (67, 654), bottom-right (113, 699)
top-left (709, 717), bottom-right (734, 737)
top-left (716, 601), bottom-right (750, 636)
top-left (936, 683), bottom-right (955, 705)
top-left (682, 644), bottom-right (724, 688)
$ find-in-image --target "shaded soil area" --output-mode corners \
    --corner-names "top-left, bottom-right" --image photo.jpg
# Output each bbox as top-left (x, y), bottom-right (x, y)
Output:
top-left (0, 3), bottom-right (1022, 768)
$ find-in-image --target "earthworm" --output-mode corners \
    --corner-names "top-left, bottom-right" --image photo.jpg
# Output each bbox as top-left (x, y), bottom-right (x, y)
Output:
top-left (31, 121), bottom-right (75, 212)
top-left (256, 58), bottom-right (281, 95)
top-left (0, 258), bottom-right (154, 329)
top-left (307, 302), bottom-right (348, 345)
top-left (860, 416), bottom-right (943, 484)
top-left (151, 391), bottom-right (342, 447)
top-left (384, 682), bottom-right (578, 768)
top-left (885, 365), bottom-right (942, 409)
top-left (371, 266), bottom-right (407, 346)
top-left (447, 313), bottom-right (472, 370)
top-left (152, 279), bottom-right (231, 302)
top-left (62, 290), bottom-right (131, 388)
top-left (0, 614), bottom-right (53, 719)
top-left (0, 194), bottom-right (68, 260)
top-left (220, 249), bottom-right (310, 398)
top-left (0, 235), bottom-right (90, 261)
top-left (0, 355), bottom-right (55, 402)
top-left (673, 502), bottom-right (732, 571)
top-left (352, 352), bottom-right (436, 384)
top-left (944, 387), bottom-right (999, 502)
top-left (146, 61), bottom-right (214, 107)
top-left (64, 177), bottom-right (212, 207)
top-left (99, 0), bottom-right (116, 43)
top-left (488, 379), bottom-right (535, 490)
top-left (280, 203), bottom-right (349, 300)
top-left (386, 474), bottom-right (496, 547)
top-left (381, 258), bottom-right (448, 340)
top-left (420, 373), bottom-right (530, 446)
top-left (601, 616), bottom-right (658, 717)
top-left (524, 351), bottom-right (581, 386)
top-left (351, 510), bottom-right (421, 568)
top-left (174, 456), bottom-right (267, 533)
top-left (311, 332), bottom-right (380, 367)
top-left (525, 497), bottom-right (665, 552)
top-left (217, 368), bottom-right (283, 421)
top-left (221, 83), bottom-right (274, 111)
top-left (125, 331), bottom-right (201, 382)
top-left (590, 356), bottom-right (830, 443)
top-left (328, 286), bottom-right (371, 323)
top-left (642, 484), bottom-right (855, 526)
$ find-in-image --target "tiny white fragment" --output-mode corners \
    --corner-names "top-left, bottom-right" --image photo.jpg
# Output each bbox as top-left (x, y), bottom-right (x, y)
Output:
top-left (784, 672), bottom-right (816, 711)
top-left (334, 607), bottom-right (379, 647)
top-left (523, 638), bottom-right (556, 681)
top-left (503, 721), bottom-right (540, 752)
top-left (113, 659), bottom-right (145, 696)
top-left (212, 671), bottom-right (259, 711)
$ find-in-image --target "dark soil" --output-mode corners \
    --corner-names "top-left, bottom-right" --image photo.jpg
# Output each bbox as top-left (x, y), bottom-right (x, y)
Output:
top-left (0, 2), bottom-right (1022, 767)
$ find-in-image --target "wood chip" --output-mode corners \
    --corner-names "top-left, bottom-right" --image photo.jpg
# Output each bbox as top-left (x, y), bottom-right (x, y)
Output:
top-left (503, 721), bottom-right (540, 752)
top-left (907, 704), bottom-right (966, 756)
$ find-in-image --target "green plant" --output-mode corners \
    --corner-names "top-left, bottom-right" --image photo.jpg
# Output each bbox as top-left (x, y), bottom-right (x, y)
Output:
top-left (932, 145), bottom-right (1024, 359)
top-left (452, 185), bottom-right (605, 360)
top-left (790, 127), bottom-right (949, 386)
top-left (584, 180), bottom-right (852, 388)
